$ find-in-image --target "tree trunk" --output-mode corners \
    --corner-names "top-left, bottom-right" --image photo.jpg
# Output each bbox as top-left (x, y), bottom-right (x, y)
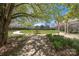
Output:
top-left (57, 21), bottom-right (60, 35)
top-left (65, 22), bottom-right (69, 34)
top-left (0, 19), bottom-right (9, 47)
top-left (0, 4), bottom-right (14, 47)
top-left (65, 23), bottom-right (67, 34)
top-left (66, 22), bottom-right (69, 33)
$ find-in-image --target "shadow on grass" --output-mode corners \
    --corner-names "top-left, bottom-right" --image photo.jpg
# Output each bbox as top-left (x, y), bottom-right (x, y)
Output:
top-left (46, 34), bottom-right (79, 55)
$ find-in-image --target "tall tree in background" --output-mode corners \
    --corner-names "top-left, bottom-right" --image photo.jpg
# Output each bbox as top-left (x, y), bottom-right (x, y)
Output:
top-left (63, 3), bottom-right (79, 33)
top-left (48, 4), bottom-right (64, 34)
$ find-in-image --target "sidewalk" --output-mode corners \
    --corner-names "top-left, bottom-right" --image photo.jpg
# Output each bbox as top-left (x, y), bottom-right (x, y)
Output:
top-left (58, 32), bottom-right (79, 39)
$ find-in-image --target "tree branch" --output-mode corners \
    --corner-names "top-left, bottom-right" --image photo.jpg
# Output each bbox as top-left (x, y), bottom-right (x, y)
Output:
top-left (11, 13), bottom-right (44, 19)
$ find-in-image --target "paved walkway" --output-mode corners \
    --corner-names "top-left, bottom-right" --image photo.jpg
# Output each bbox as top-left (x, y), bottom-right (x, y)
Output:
top-left (57, 32), bottom-right (79, 39)
top-left (26, 32), bottom-right (79, 39)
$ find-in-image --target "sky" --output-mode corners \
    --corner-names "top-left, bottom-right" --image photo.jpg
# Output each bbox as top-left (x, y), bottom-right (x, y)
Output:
top-left (33, 20), bottom-right (57, 28)
top-left (60, 6), bottom-right (69, 16)
top-left (33, 5), bottom-right (69, 28)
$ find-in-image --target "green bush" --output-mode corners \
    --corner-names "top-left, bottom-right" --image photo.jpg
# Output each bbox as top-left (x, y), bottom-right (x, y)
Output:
top-left (71, 40), bottom-right (79, 52)
top-left (52, 35), bottom-right (73, 50)
top-left (46, 34), bottom-right (79, 51)
top-left (46, 34), bottom-right (53, 42)
top-left (46, 34), bottom-right (66, 50)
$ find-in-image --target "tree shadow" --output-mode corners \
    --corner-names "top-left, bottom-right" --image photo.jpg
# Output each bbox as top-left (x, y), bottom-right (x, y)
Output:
top-left (1, 34), bottom-right (79, 56)
top-left (26, 35), bottom-right (55, 56)
top-left (0, 35), bottom-right (28, 56)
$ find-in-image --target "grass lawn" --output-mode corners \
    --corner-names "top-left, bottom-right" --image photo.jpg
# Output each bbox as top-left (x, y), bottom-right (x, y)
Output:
top-left (19, 30), bottom-right (57, 34)
top-left (8, 30), bottom-right (57, 37)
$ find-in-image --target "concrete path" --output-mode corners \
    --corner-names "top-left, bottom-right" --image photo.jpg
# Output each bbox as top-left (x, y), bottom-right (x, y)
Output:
top-left (58, 32), bottom-right (79, 39)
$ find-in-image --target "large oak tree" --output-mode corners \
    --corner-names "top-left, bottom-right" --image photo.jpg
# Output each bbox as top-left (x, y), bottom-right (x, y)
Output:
top-left (0, 3), bottom-right (49, 46)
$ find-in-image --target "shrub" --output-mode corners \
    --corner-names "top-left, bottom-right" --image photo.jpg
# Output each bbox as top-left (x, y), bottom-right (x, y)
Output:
top-left (52, 35), bottom-right (73, 50)
top-left (71, 40), bottom-right (79, 52)
top-left (46, 34), bottom-right (53, 42)
top-left (46, 34), bottom-right (66, 50)
top-left (46, 34), bottom-right (79, 51)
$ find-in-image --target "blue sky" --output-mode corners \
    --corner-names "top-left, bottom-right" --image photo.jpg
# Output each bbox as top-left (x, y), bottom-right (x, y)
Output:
top-left (33, 5), bottom-right (69, 28)
top-left (60, 6), bottom-right (69, 16)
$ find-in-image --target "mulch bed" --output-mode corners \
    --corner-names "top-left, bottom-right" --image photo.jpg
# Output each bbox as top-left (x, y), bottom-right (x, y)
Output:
top-left (0, 35), bottom-right (78, 56)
